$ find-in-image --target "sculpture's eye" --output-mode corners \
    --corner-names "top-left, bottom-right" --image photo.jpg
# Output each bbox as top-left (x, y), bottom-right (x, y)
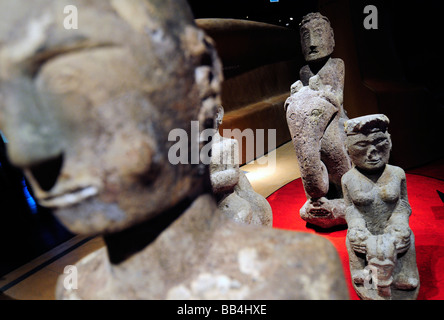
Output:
top-left (374, 137), bottom-right (388, 146)
top-left (355, 141), bottom-right (369, 148)
top-left (302, 30), bottom-right (310, 40)
top-left (27, 42), bottom-right (116, 78)
top-left (28, 48), bottom-right (74, 78)
top-left (314, 28), bottom-right (323, 36)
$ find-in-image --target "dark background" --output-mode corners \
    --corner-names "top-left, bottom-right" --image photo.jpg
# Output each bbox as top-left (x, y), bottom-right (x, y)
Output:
top-left (187, 0), bottom-right (444, 106)
top-left (189, 0), bottom-right (444, 169)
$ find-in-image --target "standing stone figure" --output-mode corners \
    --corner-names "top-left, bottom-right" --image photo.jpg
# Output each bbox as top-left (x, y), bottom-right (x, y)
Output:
top-left (210, 106), bottom-right (273, 226)
top-left (0, 0), bottom-right (349, 299)
top-left (285, 12), bottom-right (351, 228)
top-left (342, 114), bottom-right (419, 300)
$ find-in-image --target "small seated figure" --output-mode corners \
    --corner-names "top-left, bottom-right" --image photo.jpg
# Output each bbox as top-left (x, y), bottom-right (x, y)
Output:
top-left (0, 0), bottom-right (349, 299)
top-left (285, 12), bottom-right (351, 229)
top-left (342, 114), bottom-right (420, 300)
top-left (210, 106), bottom-right (272, 226)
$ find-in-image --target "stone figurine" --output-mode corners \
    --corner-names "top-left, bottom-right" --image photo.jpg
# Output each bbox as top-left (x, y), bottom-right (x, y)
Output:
top-left (210, 106), bottom-right (273, 226)
top-left (342, 114), bottom-right (419, 300)
top-left (0, 0), bottom-right (349, 299)
top-left (285, 12), bottom-right (351, 228)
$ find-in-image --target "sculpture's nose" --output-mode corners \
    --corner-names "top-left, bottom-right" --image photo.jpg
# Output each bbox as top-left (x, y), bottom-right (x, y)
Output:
top-left (1, 78), bottom-right (64, 173)
top-left (309, 45), bottom-right (318, 52)
top-left (367, 145), bottom-right (379, 159)
top-left (27, 153), bottom-right (64, 192)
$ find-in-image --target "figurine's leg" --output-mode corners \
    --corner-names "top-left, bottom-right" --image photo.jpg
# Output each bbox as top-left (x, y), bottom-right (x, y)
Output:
top-left (286, 96), bottom-right (336, 200)
top-left (320, 119), bottom-right (351, 198)
top-left (346, 237), bottom-right (367, 284)
top-left (218, 192), bottom-right (253, 225)
top-left (286, 92), bottom-right (346, 228)
top-left (393, 233), bottom-right (420, 290)
top-left (234, 173), bottom-right (273, 227)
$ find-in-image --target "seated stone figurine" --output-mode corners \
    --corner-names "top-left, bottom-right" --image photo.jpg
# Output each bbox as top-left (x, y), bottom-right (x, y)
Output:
top-left (285, 12), bottom-right (351, 229)
top-left (342, 114), bottom-right (419, 300)
top-left (210, 106), bottom-right (272, 226)
top-left (0, 0), bottom-right (348, 299)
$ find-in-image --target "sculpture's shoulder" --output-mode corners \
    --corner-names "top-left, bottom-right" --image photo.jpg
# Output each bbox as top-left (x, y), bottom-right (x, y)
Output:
top-left (212, 133), bottom-right (238, 152)
top-left (299, 64), bottom-right (312, 85)
top-left (342, 167), bottom-right (359, 185)
top-left (202, 224), bottom-right (349, 299)
top-left (55, 246), bottom-right (111, 300)
top-left (55, 196), bottom-right (349, 300)
top-left (321, 58), bottom-right (345, 83)
top-left (210, 133), bottom-right (239, 168)
top-left (386, 164), bottom-right (406, 177)
top-left (329, 57), bottom-right (345, 68)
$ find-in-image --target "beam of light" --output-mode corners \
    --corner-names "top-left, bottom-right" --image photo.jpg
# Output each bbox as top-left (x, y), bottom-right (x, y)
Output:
top-left (244, 164), bottom-right (276, 183)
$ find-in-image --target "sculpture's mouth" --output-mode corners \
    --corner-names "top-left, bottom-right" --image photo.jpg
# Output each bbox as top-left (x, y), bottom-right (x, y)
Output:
top-left (366, 159), bottom-right (381, 166)
top-left (309, 208), bottom-right (331, 217)
top-left (39, 186), bottom-right (98, 209)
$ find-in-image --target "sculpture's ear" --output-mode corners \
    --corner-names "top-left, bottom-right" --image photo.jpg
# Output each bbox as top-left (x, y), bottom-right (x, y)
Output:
top-left (328, 25), bottom-right (336, 53)
top-left (110, 0), bottom-right (155, 33)
top-left (216, 105), bottom-right (225, 125)
top-left (217, 105), bottom-right (225, 119)
top-left (186, 28), bottom-right (223, 133)
top-left (110, 0), bottom-right (195, 34)
top-left (387, 133), bottom-right (393, 152)
top-left (177, 25), bottom-right (224, 174)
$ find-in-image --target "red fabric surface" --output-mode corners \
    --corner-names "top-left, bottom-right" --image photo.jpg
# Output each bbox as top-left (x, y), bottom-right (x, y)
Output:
top-left (267, 173), bottom-right (444, 300)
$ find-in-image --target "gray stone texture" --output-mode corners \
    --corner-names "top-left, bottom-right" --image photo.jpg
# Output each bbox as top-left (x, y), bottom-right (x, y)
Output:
top-left (342, 114), bottom-right (420, 300)
top-left (285, 12), bottom-right (351, 228)
top-left (210, 106), bottom-right (272, 226)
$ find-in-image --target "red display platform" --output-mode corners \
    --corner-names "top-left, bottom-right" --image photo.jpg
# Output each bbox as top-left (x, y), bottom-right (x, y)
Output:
top-left (267, 173), bottom-right (444, 300)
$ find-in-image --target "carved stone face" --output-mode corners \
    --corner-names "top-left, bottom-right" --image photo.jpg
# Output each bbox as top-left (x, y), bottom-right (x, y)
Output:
top-left (0, 0), bottom-right (222, 235)
top-left (300, 18), bottom-right (335, 62)
top-left (346, 131), bottom-right (392, 172)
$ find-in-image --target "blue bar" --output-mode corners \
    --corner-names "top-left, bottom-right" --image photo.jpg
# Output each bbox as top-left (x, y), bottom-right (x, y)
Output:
top-left (0, 130), bottom-right (7, 143)
top-left (22, 178), bottom-right (38, 214)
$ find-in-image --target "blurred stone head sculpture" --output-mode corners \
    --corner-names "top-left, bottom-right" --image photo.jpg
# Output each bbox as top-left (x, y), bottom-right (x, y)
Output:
top-left (300, 12), bottom-right (335, 63)
top-left (0, 0), bottom-right (222, 235)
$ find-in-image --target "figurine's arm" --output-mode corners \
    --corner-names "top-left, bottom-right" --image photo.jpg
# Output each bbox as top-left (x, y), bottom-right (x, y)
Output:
top-left (210, 137), bottom-right (240, 194)
top-left (342, 174), bottom-right (371, 254)
top-left (284, 81), bottom-right (304, 112)
top-left (308, 58), bottom-right (344, 108)
top-left (299, 65), bottom-right (311, 86)
top-left (384, 169), bottom-right (412, 253)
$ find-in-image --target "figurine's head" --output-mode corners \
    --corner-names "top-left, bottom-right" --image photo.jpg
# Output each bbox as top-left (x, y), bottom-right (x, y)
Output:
top-left (0, 0), bottom-right (223, 235)
top-left (300, 12), bottom-right (335, 62)
top-left (214, 105), bottom-right (224, 131)
top-left (345, 114), bottom-right (392, 172)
